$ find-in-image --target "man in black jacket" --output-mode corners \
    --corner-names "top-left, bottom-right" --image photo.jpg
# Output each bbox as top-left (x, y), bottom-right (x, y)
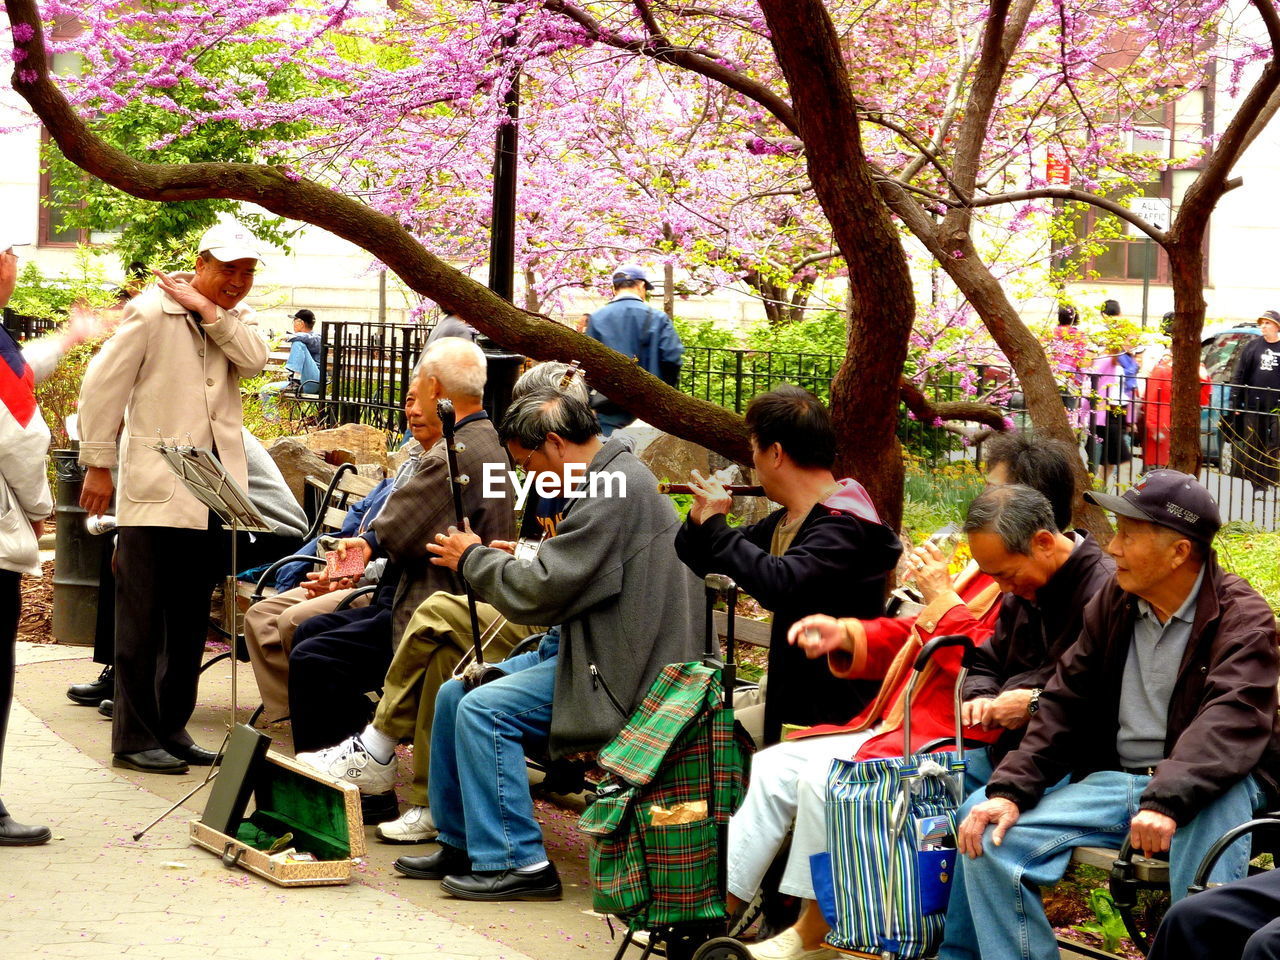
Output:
top-left (941, 471), bottom-right (1279, 960)
top-left (675, 385), bottom-right (902, 746)
top-left (958, 482), bottom-right (1116, 786)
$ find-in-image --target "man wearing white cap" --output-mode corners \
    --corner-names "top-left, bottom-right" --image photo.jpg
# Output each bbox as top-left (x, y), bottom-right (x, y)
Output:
top-left (77, 220), bottom-right (267, 774)
top-left (584, 263), bottom-right (684, 435)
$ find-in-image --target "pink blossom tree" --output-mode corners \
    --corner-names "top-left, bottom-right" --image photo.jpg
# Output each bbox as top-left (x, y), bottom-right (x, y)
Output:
top-left (6, 0), bottom-right (1277, 523)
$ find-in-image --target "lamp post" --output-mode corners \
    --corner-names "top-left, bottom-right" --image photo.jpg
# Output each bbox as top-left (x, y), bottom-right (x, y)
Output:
top-left (479, 30), bottom-right (524, 422)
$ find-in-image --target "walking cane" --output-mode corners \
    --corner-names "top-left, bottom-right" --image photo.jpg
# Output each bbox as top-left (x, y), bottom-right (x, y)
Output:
top-left (438, 399), bottom-right (504, 689)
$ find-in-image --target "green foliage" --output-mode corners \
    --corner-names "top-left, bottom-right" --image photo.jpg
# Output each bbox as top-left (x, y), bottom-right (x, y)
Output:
top-left (8, 251), bottom-right (119, 321)
top-left (901, 463), bottom-right (986, 543)
top-left (672, 316), bottom-right (741, 351)
top-left (1217, 524), bottom-right (1280, 613)
top-left (1071, 888), bottom-right (1130, 955)
top-left (35, 339), bottom-right (101, 456)
top-left (744, 309), bottom-right (847, 357)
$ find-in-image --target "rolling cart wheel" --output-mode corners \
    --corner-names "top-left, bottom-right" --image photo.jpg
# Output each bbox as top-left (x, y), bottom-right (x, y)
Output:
top-left (691, 937), bottom-right (752, 960)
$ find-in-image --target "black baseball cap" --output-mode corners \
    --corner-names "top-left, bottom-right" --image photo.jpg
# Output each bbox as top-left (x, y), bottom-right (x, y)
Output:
top-left (1084, 470), bottom-right (1220, 543)
top-left (291, 309), bottom-right (315, 324)
top-left (1259, 310), bottom-right (1280, 326)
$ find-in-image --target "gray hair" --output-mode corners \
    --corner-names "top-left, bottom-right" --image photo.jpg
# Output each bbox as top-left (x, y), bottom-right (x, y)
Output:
top-left (499, 388), bottom-right (600, 448)
top-left (512, 361), bottom-right (590, 405)
top-left (414, 337), bottom-right (487, 399)
top-left (963, 484), bottom-right (1059, 555)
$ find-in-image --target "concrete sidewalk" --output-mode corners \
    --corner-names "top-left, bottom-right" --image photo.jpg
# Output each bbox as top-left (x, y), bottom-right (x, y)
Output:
top-left (0, 643), bottom-right (580, 960)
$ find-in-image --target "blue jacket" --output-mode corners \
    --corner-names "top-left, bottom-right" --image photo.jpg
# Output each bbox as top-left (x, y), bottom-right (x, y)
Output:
top-left (285, 339), bottom-right (321, 394)
top-left (272, 476), bottom-right (396, 591)
top-left (286, 331), bottom-right (322, 365)
top-left (586, 294), bottom-right (683, 385)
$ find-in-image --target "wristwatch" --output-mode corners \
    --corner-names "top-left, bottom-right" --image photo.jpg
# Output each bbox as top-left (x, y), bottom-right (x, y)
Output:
top-left (1027, 687), bottom-right (1043, 716)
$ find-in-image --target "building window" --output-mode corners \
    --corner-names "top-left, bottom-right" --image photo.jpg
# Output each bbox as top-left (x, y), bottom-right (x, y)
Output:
top-left (37, 17), bottom-right (92, 248)
top-left (1066, 87), bottom-right (1210, 283)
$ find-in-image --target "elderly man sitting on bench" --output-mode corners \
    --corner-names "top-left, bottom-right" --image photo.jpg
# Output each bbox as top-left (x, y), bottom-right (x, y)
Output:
top-left (392, 389), bottom-right (701, 901)
top-left (941, 471), bottom-right (1280, 960)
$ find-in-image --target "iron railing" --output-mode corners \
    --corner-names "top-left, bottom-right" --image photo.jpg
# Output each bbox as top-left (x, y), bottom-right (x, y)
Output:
top-left (314, 329), bottom-right (1280, 530)
top-left (2, 308), bottom-right (58, 341)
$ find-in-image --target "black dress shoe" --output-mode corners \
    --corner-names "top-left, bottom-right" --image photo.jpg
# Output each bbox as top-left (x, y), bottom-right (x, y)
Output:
top-left (165, 744), bottom-right (221, 766)
top-left (0, 815), bottom-right (52, 846)
top-left (67, 665), bottom-right (114, 706)
top-left (393, 842), bottom-right (470, 880)
top-left (440, 862), bottom-right (562, 901)
top-left (112, 749), bottom-right (189, 774)
top-left (98, 699), bottom-right (113, 719)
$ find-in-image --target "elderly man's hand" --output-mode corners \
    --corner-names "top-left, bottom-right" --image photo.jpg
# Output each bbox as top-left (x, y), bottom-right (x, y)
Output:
top-left (301, 570), bottom-right (340, 598)
top-left (986, 689), bottom-right (1035, 730)
top-left (332, 537), bottom-right (372, 566)
top-left (151, 268), bottom-right (217, 321)
top-left (911, 542), bottom-right (952, 603)
top-left (957, 797), bottom-right (1021, 859)
top-left (427, 520), bottom-right (480, 571)
top-left (1130, 809), bottom-right (1177, 859)
top-left (79, 466), bottom-right (115, 517)
top-left (787, 614), bottom-right (848, 658)
top-left (961, 697), bottom-right (995, 728)
top-left (686, 469), bottom-right (733, 525)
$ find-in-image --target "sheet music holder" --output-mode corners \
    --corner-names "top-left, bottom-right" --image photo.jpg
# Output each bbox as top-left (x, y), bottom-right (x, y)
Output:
top-left (151, 442), bottom-right (273, 533)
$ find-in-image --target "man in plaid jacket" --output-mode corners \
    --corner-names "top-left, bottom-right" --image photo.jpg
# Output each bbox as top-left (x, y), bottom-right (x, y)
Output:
top-left (287, 337), bottom-right (514, 758)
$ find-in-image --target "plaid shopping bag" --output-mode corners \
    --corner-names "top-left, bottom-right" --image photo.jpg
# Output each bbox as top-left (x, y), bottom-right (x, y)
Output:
top-left (579, 662), bottom-right (751, 928)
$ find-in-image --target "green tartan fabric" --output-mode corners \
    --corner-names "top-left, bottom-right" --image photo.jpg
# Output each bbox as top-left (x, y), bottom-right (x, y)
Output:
top-left (580, 661), bottom-right (752, 927)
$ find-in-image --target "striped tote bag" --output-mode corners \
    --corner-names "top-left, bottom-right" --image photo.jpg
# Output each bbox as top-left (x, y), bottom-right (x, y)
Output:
top-left (821, 753), bottom-right (962, 959)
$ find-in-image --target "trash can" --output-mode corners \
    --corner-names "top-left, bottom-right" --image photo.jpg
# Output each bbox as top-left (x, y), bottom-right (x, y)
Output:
top-left (51, 447), bottom-right (105, 646)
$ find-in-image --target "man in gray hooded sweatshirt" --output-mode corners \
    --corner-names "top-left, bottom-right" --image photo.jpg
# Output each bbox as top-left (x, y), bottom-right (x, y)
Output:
top-left (394, 388), bottom-right (701, 901)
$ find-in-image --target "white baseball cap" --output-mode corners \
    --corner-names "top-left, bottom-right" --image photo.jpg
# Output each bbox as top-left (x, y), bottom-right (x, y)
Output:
top-left (197, 221), bottom-right (262, 263)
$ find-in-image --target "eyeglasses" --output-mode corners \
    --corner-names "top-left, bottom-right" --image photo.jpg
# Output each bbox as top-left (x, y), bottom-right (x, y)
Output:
top-left (519, 445), bottom-right (542, 473)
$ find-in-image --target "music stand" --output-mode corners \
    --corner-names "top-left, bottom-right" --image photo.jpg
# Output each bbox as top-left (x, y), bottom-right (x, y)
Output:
top-left (130, 442), bottom-right (274, 841)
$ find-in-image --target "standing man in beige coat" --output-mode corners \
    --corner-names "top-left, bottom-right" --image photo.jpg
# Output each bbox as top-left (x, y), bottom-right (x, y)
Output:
top-left (78, 221), bottom-right (268, 774)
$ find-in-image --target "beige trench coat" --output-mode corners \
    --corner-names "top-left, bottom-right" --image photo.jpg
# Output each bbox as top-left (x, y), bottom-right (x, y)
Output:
top-left (77, 284), bottom-right (268, 529)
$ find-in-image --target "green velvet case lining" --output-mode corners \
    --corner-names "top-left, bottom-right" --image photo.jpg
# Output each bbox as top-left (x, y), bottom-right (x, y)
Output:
top-left (230, 763), bottom-right (352, 863)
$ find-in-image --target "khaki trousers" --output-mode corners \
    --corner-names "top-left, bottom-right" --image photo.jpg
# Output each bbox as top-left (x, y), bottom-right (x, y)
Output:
top-left (374, 592), bottom-right (542, 807)
top-left (243, 586), bottom-right (369, 722)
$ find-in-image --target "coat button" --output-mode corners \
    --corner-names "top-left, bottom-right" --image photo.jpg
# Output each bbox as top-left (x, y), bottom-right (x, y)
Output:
top-left (210, 412), bottom-right (217, 421)
top-left (206, 378), bottom-right (214, 386)
top-left (198, 349), bottom-right (205, 357)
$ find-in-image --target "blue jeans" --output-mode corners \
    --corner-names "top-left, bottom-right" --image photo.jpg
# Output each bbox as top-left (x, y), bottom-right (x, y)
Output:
top-left (428, 634), bottom-right (559, 872)
top-left (939, 770), bottom-right (1262, 960)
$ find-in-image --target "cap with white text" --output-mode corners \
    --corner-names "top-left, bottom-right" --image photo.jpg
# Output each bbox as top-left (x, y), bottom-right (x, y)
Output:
top-left (1083, 470), bottom-right (1220, 543)
top-left (198, 221), bottom-right (262, 263)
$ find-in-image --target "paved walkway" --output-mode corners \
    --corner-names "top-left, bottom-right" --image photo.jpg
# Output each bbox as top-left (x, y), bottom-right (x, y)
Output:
top-left (0, 643), bottom-right (605, 960)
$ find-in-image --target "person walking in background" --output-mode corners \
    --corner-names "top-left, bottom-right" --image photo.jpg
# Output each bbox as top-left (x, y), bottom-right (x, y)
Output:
top-left (1228, 310), bottom-right (1280, 497)
top-left (584, 263), bottom-right (684, 435)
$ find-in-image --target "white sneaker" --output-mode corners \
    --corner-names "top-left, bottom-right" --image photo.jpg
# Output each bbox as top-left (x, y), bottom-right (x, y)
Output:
top-left (376, 805), bottom-right (438, 844)
top-left (747, 928), bottom-right (838, 960)
top-left (295, 736), bottom-right (397, 795)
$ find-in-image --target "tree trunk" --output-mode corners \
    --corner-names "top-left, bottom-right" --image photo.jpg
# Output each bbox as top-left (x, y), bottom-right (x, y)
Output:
top-left (1166, 245), bottom-right (1207, 475)
top-left (760, 0), bottom-right (917, 530)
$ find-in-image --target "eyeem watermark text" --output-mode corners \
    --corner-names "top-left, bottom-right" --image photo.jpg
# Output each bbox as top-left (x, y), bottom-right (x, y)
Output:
top-left (482, 462), bottom-right (627, 510)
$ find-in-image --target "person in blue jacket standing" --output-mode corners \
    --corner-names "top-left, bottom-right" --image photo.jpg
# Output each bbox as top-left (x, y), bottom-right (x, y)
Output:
top-left (584, 263), bottom-right (684, 434)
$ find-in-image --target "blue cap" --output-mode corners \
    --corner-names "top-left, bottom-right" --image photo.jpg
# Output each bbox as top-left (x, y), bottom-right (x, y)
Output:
top-left (612, 263), bottom-right (654, 291)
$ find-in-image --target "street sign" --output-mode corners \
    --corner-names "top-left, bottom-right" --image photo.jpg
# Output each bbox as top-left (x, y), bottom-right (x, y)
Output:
top-left (1127, 196), bottom-right (1171, 234)
top-left (1046, 147), bottom-right (1071, 186)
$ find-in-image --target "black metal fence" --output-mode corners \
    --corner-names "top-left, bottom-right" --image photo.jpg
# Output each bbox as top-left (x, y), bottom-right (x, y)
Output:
top-left (315, 329), bottom-right (1280, 530)
top-left (3, 308), bottom-right (58, 341)
top-left (320, 321), bottom-right (423, 433)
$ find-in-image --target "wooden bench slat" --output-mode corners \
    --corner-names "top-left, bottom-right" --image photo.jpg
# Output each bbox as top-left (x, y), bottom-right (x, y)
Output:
top-left (712, 608), bottom-right (772, 648)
